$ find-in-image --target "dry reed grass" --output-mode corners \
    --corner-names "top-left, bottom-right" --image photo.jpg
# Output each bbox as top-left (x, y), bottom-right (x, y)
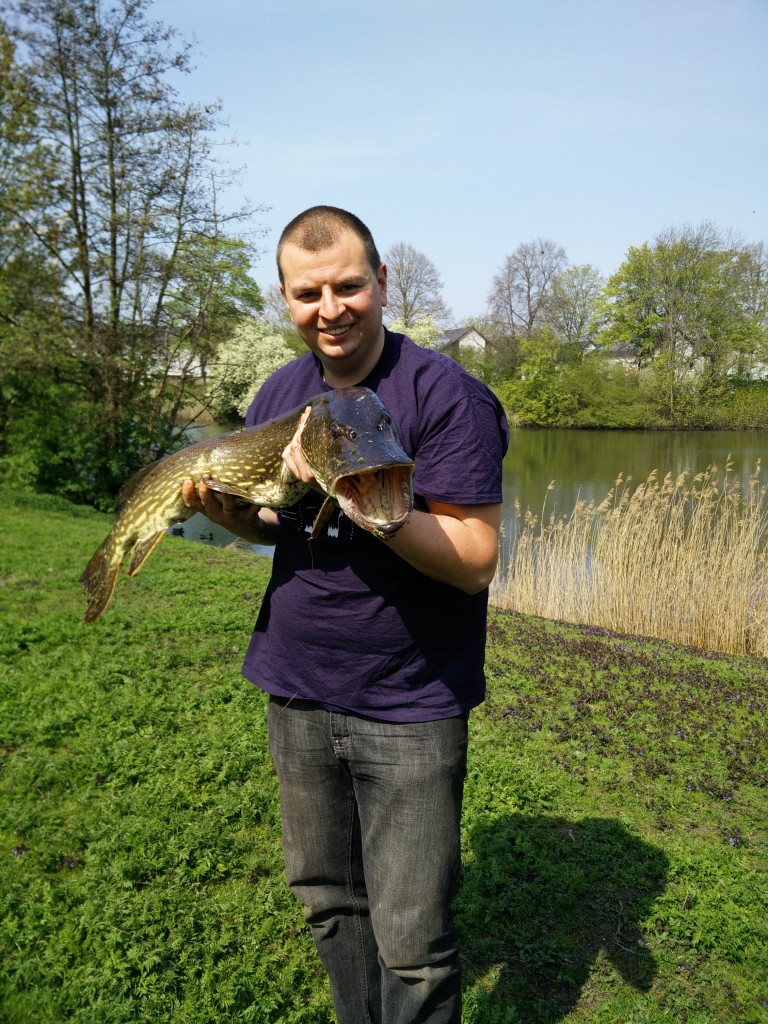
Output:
top-left (491, 459), bottom-right (768, 658)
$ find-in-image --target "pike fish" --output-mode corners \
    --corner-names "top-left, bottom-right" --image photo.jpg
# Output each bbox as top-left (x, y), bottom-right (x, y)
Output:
top-left (81, 386), bottom-right (414, 623)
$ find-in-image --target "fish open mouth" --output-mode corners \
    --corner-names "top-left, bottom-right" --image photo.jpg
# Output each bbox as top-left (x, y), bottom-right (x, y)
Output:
top-left (333, 465), bottom-right (414, 536)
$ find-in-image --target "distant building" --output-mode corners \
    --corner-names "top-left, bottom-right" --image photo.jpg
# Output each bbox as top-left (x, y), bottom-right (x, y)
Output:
top-left (434, 326), bottom-right (488, 356)
top-left (601, 342), bottom-right (642, 369)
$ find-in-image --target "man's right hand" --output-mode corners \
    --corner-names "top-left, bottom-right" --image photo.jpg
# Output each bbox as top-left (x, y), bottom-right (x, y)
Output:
top-left (181, 478), bottom-right (278, 545)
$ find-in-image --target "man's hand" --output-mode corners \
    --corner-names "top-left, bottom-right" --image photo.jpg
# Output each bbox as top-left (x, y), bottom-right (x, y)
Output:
top-left (281, 406), bottom-right (318, 487)
top-left (181, 478), bottom-right (278, 545)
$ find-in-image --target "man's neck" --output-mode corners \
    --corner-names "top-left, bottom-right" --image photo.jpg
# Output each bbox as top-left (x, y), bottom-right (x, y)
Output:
top-left (321, 328), bottom-right (386, 388)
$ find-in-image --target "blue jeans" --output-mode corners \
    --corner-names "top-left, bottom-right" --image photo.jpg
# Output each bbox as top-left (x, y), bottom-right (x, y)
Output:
top-left (267, 698), bottom-right (468, 1024)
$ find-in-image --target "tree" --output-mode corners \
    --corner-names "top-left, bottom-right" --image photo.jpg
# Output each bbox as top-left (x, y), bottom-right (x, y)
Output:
top-left (496, 329), bottom-right (578, 426)
top-left (2, 0), bottom-right (264, 506)
top-left (487, 238), bottom-right (567, 342)
top-left (386, 315), bottom-right (442, 349)
top-left (383, 242), bottom-right (451, 327)
top-left (545, 264), bottom-right (605, 348)
top-left (206, 318), bottom-right (295, 420)
top-left (729, 241), bottom-right (768, 378)
top-left (0, 19), bottom-right (68, 476)
top-left (597, 223), bottom-right (764, 417)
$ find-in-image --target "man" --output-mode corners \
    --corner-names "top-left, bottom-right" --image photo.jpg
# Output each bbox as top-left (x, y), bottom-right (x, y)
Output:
top-left (183, 207), bottom-right (508, 1023)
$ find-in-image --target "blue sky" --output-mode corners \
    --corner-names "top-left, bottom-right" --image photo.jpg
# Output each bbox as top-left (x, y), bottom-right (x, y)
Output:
top-left (151, 0), bottom-right (768, 323)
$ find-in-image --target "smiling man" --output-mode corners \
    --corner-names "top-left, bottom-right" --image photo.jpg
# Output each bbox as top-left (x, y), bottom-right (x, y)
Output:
top-left (277, 224), bottom-right (388, 386)
top-left (183, 206), bottom-right (509, 1023)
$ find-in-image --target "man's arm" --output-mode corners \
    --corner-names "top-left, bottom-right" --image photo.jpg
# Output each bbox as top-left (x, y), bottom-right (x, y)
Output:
top-left (382, 500), bottom-right (501, 595)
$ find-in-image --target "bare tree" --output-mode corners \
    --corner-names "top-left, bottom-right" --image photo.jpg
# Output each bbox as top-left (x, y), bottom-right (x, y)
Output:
top-left (383, 242), bottom-right (451, 327)
top-left (487, 239), bottom-right (567, 338)
top-left (545, 264), bottom-right (605, 347)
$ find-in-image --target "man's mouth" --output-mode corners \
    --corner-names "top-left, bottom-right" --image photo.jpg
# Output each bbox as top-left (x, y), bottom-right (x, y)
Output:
top-left (321, 324), bottom-right (354, 337)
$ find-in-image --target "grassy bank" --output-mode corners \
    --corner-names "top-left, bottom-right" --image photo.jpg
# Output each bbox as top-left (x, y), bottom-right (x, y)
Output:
top-left (1, 492), bottom-right (767, 1023)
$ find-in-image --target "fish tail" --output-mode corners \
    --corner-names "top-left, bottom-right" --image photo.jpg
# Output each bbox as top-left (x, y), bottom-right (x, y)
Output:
top-left (80, 534), bottom-right (123, 624)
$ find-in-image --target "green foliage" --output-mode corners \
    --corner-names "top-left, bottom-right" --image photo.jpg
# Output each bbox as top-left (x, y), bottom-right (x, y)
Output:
top-left (486, 225), bottom-right (768, 429)
top-left (0, 363), bottom-right (184, 510)
top-left (497, 332), bottom-right (579, 426)
top-left (714, 380), bottom-right (768, 428)
top-left (560, 357), bottom-right (648, 428)
top-left (596, 225), bottom-right (768, 415)
top-left (0, 0), bottom-right (265, 508)
top-left (2, 491), bottom-right (767, 1022)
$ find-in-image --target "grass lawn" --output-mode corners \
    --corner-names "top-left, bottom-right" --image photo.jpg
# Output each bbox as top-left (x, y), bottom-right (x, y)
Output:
top-left (1, 489), bottom-right (767, 1022)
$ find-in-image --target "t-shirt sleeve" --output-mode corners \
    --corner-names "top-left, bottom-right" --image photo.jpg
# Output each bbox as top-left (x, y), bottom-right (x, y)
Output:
top-left (411, 377), bottom-right (508, 506)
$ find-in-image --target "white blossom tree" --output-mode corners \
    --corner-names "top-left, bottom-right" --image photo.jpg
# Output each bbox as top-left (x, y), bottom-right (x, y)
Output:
top-left (387, 315), bottom-right (443, 349)
top-left (207, 319), bottom-right (294, 419)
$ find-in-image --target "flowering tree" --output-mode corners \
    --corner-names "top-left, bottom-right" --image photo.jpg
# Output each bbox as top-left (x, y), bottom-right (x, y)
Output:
top-left (387, 315), bottom-right (442, 350)
top-left (207, 319), bottom-right (295, 420)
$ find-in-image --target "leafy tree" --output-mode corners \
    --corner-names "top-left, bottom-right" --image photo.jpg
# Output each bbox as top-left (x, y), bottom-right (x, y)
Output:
top-left (597, 223), bottom-right (764, 418)
top-left (2, 0), bottom-right (263, 506)
top-left (0, 19), bottom-right (67, 470)
top-left (729, 241), bottom-right (768, 378)
top-left (497, 329), bottom-right (578, 426)
top-left (206, 319), bottom-right (295, 420)
top-left (383, 242), bottom-right (451, 327)
top-left (560, 356), bottom-right (648, 428)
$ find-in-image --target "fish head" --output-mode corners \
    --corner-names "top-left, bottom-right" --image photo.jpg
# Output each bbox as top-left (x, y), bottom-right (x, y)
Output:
top-left (302, 387), bottom-right (414, 536)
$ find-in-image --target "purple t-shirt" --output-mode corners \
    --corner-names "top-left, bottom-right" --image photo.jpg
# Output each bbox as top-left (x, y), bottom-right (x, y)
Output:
top-left (241, 330), bottom-right (509, 721)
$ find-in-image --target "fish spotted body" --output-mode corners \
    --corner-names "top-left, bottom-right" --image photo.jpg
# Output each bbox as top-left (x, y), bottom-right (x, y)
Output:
top-left (81, 387), bottom-right (414, 622)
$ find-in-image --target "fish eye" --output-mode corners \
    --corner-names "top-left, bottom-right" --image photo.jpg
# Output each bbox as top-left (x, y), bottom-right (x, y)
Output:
top-left (330, 424), bottom-right (340, 438)
top-left (378, 414), bottom-right (391, 431)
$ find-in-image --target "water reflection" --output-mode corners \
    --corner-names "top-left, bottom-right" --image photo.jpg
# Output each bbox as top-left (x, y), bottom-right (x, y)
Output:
top-left (503, 428), bottom-right (767, 523)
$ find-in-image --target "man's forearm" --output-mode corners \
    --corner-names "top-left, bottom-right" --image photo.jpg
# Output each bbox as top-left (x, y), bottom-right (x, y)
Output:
top-left (383, 502), bottom-right (501, 595)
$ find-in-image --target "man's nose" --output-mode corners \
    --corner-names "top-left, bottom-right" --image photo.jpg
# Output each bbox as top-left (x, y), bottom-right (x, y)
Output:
top-left (318, 287), bottom-right (343, 320)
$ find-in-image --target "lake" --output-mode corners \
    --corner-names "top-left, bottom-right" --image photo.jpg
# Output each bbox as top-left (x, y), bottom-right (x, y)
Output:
top-left (174, 428), bottom-right (767, 563)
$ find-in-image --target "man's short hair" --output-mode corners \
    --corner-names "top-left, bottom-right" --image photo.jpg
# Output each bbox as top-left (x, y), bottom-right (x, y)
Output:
top-left (277, 206), bottom-right (381, 284)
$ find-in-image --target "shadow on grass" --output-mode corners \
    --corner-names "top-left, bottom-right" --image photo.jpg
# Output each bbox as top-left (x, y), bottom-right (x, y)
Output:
top-left (457, 814), bottom-right (669, 1023)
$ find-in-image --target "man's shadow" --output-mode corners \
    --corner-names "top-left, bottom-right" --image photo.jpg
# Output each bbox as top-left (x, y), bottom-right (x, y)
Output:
top-left (457, 814), bottom-right (669, 1023)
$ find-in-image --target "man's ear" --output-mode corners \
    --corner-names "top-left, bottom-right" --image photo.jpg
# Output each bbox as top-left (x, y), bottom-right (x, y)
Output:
top-left (378, 263), bottom-right (387, 307)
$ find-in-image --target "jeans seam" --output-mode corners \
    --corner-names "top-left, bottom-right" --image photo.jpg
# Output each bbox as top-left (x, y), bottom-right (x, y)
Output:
top-left (345, 782), bottom-right (374, 1024)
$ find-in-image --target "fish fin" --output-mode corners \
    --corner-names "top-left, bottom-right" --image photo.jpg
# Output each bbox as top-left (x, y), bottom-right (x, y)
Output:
top-left (115, 460), bottom-right (160, 512)
top-left (309, 496), bottom-right (337, 539)
top-left (126, 529), bottom-right (166, 577)
top-left (200, 474), bottom-right (256, 504)
top-left (81, 535), bottom-right (121, 624)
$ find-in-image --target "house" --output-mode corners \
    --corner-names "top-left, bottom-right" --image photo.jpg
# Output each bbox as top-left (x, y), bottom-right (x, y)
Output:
top-left (601, 342), bottom-right (642, 369)
top-left (434, 326), bottom-right (488, 356)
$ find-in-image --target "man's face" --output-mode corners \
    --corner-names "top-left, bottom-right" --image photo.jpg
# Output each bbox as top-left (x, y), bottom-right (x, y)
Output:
top-left (279, 230), bottom-right (387, 385)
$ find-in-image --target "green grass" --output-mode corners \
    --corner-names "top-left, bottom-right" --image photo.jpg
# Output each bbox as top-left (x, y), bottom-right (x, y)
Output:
top-left (1, 488), bottom-right (767, 1023)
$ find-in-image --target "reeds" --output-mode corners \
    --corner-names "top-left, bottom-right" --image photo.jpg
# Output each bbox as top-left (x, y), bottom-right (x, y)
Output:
top-left (491, 460), bottom-right (768, 658)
